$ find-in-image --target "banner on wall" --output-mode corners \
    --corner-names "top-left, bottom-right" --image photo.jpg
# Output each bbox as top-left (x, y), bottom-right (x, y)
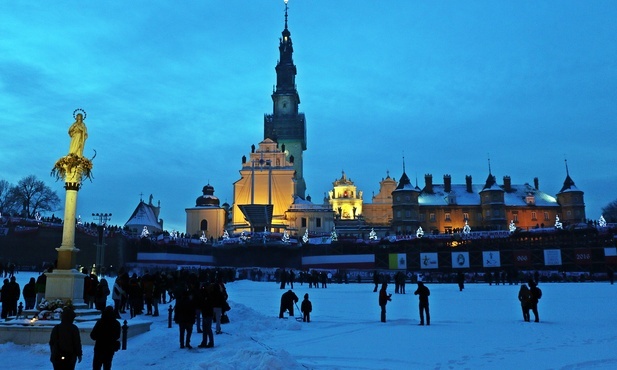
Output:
top-left (513, 251), bottom-right (532, 267)
top-left (419, 253), bottom-right (439, 269)
top-left (388, 253), bottom-right (407, 269)
top-left (544, 249), bottom-right (562, 266)
top-left (451, 252), bottom-right (470, 268)
top-left (482, 251), bottom-right (501, 268)
top-left (573, 248), bottom-right (592, 265)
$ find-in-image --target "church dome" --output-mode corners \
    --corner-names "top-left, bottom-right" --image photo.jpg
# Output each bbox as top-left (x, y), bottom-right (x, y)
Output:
top-left (195, 184), bottom-right (220, 207)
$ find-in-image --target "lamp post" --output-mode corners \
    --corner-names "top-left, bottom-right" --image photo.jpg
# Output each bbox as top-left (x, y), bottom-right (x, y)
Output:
top-left (92, 212), bottom-right (112, 275)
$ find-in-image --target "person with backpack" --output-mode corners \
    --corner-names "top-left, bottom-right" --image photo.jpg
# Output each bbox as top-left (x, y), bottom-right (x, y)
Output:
top-left (528, 280), bottom-right (542, 322)
top-left (90, 306), bottom-right (121, 370)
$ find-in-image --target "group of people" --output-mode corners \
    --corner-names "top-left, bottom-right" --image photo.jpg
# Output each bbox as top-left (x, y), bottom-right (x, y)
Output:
top-left (173, 276), bottom-right (229, 349)
top-left (278, 290), bottom-right (313, 322)
top-left (518, 280), bottom-right (542, 322)
top-left (49, 305), bottom-right (121, 370)
top-left (378, 281), bottom-right (431, 325)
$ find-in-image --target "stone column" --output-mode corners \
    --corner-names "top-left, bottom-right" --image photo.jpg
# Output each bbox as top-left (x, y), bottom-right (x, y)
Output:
top-left (45, 175), bottom-right (86, 304)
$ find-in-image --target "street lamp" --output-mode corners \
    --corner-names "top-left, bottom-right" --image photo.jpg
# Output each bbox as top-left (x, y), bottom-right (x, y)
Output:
top-left (92, 212), bottom-right (112, 276)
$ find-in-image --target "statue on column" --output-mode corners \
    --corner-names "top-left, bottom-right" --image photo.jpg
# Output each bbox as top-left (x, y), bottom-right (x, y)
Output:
top-left (52, 109), bottom-right (94, 182)
top-left (68, 111), bottom-right (88, 157)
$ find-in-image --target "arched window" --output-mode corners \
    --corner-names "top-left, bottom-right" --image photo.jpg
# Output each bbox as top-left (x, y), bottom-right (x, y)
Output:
top-left (200, 219), bottom-right (208, 231)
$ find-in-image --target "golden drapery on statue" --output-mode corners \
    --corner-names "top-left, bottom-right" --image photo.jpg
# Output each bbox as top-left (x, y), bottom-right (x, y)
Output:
top-left (68, 112), bottom-right (88, 157)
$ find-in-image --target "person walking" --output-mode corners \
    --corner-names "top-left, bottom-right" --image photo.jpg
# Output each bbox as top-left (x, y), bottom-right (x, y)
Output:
top-left (518, 283), bottom-right (531, 322)
top-left (90, 306), bottom-right (121, 370)
top-left (414, 281), bottom-right (431, 326)
top-left (49, 307), bottom-right (82, 370)
top-left (301, 293), bottom-right (312, 323)
top-left (528, 280), bottom-right (542, 322)
top-left (378, 283), bottom-right (392, 323)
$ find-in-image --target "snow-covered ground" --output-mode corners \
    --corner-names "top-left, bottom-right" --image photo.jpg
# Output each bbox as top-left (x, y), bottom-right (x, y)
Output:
top-left (2, 271), bottom-right (617, 369)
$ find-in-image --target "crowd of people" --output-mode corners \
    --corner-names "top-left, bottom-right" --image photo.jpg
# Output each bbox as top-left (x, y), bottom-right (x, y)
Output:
top-left (0, 263), bottom-right (555, 369)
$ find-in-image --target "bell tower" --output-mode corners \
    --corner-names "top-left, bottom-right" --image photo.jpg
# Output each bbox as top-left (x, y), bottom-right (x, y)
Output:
top-left (264, 0), bottom-right (307, 199)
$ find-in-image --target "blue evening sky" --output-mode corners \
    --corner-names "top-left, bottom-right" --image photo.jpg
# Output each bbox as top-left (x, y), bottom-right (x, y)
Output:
top-left (1, 1), bottom-right (616, 231)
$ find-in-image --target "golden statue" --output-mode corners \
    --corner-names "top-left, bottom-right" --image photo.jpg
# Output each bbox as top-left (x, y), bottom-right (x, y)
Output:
top-left (68, 112), bottom-right (88, 157)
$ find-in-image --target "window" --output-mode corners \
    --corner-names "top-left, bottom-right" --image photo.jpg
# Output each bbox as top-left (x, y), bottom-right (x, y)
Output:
top-left (445, 213), bottom-right (451, 221)
top-left (567, 210), bottom-right (572, 217)
top-left (494, 210), bottom-right (499, 217)
top-left (419, 214), bottom-right (425, 222)
top-left (429, 213), bottom-right (436, 222)
top-left (544, 212), bottom-right (549, 221)
top-left (463, 213), bottom-right (469, 221)
top-left (405, 210), bottom-right (411, 218)
top-left (200, 219), bottom-right (208, 231)
top-left (513, 214), bottom-right (519, 223)
top-left (531, 212), bottom-right (537, 221)
top-left (301, 218), bottom-right (307, 227)
top-left (396, 210), bottom-right (401, 218)
top-left (316, 218), bottom-right (322, 228)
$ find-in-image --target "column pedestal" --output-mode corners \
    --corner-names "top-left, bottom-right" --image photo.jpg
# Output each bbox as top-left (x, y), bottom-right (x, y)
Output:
top-left (44, 269), bottom-right (86, 307)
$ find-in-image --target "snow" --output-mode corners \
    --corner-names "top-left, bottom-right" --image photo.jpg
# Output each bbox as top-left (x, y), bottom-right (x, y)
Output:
top-left (2, 271), bottom-right (617, 369)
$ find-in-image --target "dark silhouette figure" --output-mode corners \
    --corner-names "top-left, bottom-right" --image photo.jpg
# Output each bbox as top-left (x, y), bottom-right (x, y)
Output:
top-left (49, 307), bottom-right (82, 370)
top-left (174, 289), bottom-right (196, 349)
top-left (279, 289), bottom-right (299, 318)
top-left (90, 306), bottom-right (121, 370)
top-left (378, 283), bottom-right (392, 322)
top-left (457, 272), bottom-right (465, 292)
top-left (518, 284), bottom-right (531, 322)
top-left (301, 293), bottom-right (312, 322)
top-left (414, 281), bottom-right (431, 325)
top-left (528, 280), bottom-right (541, 322)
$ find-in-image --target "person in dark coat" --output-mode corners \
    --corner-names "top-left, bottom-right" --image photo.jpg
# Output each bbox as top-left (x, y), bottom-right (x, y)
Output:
top-left (457, 272), bottom-right (465, 292)
top-left (0, 279), bottom-right (9, 319)
top-left (279, 289), bottom-right (299, 318)
top-left (373, 270), bottom-right (380, 292)
top-left (95, 278), bottom-right (110, 311)
top-left (528, 280), bottom-right (541, 322)
top-left (210, 279), bottom-right (228, 334)
top-left (518, 284), bottom-right (531, 322)
top-left (174, 289), bottom-right (196, 349)
top-left (197, 283), bottom-right (214, 348)
top-left (35, 269), bottom-right (49, 307)
top-left (90, 306), bottom-right (121, 370)
top-left (301, 293), bottom-right (312, 323)
top-left (378, 283), bottom-right (392, 322)
top-left (5, 276), bottom-right (20, 317)
top-left (414, 281), bottom-right (431, 325)
top-left (22, 277), bottom-right (37, 310)
top-left (49, 307), bottom-right (82, 370)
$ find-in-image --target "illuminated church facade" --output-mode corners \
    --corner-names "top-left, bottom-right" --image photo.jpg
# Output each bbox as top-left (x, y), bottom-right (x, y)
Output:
top-left (186, 2), bottom-right (586, 239)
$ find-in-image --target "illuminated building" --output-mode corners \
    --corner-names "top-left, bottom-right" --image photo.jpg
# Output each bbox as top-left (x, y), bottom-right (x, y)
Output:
top-left (185, 184), bottom-right (227, 239)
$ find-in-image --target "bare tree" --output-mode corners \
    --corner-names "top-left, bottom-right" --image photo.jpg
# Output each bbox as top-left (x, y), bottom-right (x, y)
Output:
top-left (602, 199), bottom-right (617, 223)
top-left (11, 175), bottom-right (61, 218)
top-left (0, 179), bottom-right (19, 215)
